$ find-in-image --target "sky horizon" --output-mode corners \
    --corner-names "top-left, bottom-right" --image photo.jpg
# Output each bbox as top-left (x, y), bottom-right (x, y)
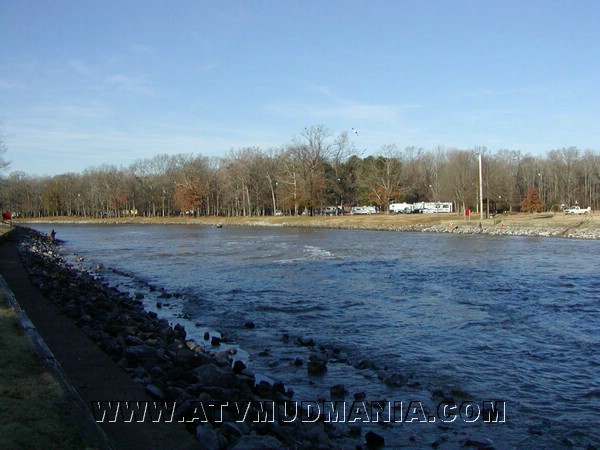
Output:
top-left (1, 0), bottom-right (599, 176)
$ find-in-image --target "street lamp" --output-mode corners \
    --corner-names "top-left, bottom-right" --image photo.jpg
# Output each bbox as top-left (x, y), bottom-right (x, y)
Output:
top-left (272, 181), bottom-right (278, 215)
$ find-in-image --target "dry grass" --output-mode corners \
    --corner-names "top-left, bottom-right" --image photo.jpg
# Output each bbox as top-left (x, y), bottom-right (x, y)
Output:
top-left (0, 293), bottom-right (91, 450)
top-left (0, 224), bottom-right (11, 237)
top-left (18, 211), bottom-right (598, 232)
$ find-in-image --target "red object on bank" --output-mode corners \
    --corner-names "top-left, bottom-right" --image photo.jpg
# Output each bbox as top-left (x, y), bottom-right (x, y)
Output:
top-left (465, 209), bottom-right (470, 217)
top-left (2, 212), bottom-right (11, 221)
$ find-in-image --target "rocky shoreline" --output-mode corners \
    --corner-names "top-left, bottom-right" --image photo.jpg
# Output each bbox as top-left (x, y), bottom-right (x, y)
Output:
top-left (271, 218), bottom-right (600, 239)
top-left (421, 222), bottom-right (600, 239)
top-left (16, 226), bottom-right (366, 449)
top-left (295, 219), bottom-right (600, 239)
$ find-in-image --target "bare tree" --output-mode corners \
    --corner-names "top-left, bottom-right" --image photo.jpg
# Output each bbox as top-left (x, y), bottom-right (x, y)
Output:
top-left (277, 147), bottom-right (301, 215)
top-left (285, 125), bottom-right (342, 214)
top-left (581, 149), bottom-right (600, 209)
top-left (40, 176), bottom-right (63, 216)
top-left (398, 146), bottom-right (428, 202)
top-left (0, 128), bottom-right (10, 172)
top-left (226, 148), bottom-right (258, 216)
top-left (130, 154), bottom-right (177, 216)
top-left (440, 149), bottom-right (477, 213)
top-left (358, 145), bottom-right (404, 211)
top-left (0, 133), bottom-right (10, 211)
top-left (256, 147), bottom-right (282, 216)
top-left (203, 157), bottom-right (224, 216)
top-left (173, 154), bottom-right (209, 216)
top-left (1, 171), bottom-right (40, 216)
top-left (548, 147), bottom-right (581, 206)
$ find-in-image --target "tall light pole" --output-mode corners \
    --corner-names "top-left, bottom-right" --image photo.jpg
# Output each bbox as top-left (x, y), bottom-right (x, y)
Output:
top-left (478, 153), bottom-right (484, 220)
top-left (538, 173), bottom-right (544, 209)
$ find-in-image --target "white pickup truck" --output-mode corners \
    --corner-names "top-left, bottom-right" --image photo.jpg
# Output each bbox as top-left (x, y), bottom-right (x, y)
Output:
top-left (564, 206), bottom-right (592, 215)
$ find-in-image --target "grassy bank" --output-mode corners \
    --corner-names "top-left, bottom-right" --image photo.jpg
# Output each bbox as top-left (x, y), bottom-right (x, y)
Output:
top-left (16, 211), bottom-right (598, 232)
top-left (0, 291), bottom-right (91, 449)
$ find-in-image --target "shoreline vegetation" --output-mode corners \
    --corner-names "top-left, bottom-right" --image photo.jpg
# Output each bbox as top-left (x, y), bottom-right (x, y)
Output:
top-left (13, 210), bottom-right (600, 239)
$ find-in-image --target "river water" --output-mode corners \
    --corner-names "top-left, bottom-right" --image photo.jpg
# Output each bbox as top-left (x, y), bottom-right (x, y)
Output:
top-left (30, 224), bottom-right (599, 448)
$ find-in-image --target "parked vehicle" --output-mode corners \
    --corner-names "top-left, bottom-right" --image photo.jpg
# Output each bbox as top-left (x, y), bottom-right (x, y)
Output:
top-left (409, 202), bottom-right (453, 213)
top-left (421, 202), bottom-right (453, 213)
top-left (564, 206), bottom-right (591, 215)
top-left (322, 206), bottom-right (338, 215)
top-left (389, 203), bottom-right (413, 214)
top-left (350, 206), bottom-right (376, 215)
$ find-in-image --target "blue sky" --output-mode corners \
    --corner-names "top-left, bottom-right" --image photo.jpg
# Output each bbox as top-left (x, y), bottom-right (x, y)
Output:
top-left (1, 0), bottom-right (599, 176)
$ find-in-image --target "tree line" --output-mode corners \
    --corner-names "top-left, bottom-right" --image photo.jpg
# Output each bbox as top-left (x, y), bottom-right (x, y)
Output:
top-left (1, 125), bottom-right (599, 218)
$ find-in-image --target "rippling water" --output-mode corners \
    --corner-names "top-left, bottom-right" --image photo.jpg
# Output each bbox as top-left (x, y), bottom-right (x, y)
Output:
top-left (31, 224), bottom-right (600, 448)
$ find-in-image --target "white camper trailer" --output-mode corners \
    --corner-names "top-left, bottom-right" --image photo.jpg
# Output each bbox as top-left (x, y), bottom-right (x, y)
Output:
top-left (350, 206), bottom-right (377, 215)
top-left (389, 203), bottom-right (413, 214)
top-left (421, 202), bottom-right (453, 213)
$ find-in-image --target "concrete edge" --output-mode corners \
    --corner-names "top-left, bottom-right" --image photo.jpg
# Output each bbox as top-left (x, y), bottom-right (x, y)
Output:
top-left (0, 274), bottom-right (114, 450)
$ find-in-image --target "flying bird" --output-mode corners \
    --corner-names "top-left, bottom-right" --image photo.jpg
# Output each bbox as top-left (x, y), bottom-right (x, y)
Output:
top-left (352, 128), bottom-right (358, 136)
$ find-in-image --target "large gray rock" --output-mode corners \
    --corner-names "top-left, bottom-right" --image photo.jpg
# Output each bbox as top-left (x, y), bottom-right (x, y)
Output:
top-left (145, 384), bottom-right (165, 401)
top-left (195, 363), bottom-right (238, 388)
top-left (123, 344), bottom-right (159, 365)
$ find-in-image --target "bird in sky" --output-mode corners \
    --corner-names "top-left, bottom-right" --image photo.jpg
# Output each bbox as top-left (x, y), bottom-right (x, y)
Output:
top-left (352, 128), bottom-right (358, 136)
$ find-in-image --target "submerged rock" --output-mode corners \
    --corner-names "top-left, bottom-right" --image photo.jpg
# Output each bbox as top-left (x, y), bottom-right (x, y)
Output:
top-left (307, 356), bottom-right (327, 375)
top-left (365, 430), bottom-right (385, 447)
top-left (330, 384), bottom-right (347, 398)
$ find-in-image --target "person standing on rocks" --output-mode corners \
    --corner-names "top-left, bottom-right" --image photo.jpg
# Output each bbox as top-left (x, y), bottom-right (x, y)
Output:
top-left (50, 229), bottom-right (56, 241)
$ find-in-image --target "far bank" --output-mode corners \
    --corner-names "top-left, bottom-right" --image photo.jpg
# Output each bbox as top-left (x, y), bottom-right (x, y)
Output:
top-left (14, 210), bottom-right (599, 239)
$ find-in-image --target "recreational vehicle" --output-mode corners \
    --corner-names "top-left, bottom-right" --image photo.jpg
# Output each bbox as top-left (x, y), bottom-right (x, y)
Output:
top-left (389, 203), bottom-right (413, 214)
top-left (421, 202), bottom-right (453, 213)
top-left (350, 206), bottom-right (377, 215)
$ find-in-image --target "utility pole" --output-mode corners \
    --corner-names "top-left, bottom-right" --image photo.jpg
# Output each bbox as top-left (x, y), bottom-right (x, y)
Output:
top-left (478, 152), bottom-right (484, 220)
